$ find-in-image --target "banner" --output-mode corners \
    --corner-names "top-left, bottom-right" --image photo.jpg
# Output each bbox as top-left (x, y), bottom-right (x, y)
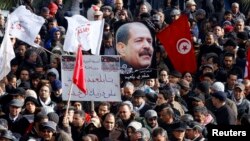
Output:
top-left (157, 15), bottom-right (197, 74)
top-left (63, 15), bottom-right (104, 54)
top-left (9, 6), bottom-right (45, 47)
top-left (0, 16), bottom-right (15, 81)
top-left (61, 55), bottom-right (121, 101)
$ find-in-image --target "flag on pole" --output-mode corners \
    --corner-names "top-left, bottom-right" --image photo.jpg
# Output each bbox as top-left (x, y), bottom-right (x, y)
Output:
top-left (9, 6), bottom-right (45, 47)
top-left (63, 15), bottom-right (104, 54)
top-left (156, 15), bottom-right (197, 74)
top-left (0, 16), bottom-right (15, 80)
top-left (73, 46), bottom-right (87, 94)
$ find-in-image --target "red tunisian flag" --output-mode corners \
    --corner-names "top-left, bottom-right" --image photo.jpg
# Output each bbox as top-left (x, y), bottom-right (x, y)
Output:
top-left (73, 46), bottom-right (87, 94)
top-left (156, 15), bottom-right (197, 74)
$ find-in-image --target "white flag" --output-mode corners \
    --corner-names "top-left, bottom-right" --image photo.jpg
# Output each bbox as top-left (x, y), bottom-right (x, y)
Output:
top-left (0, 16), bottom-right (15, 80)
top-left (9, 6), bottom-right (45, 47)
top-left (63, 15), bottom-right (104, 54)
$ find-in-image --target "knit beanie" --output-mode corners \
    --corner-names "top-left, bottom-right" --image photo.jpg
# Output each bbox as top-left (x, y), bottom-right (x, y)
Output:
top-left (47, 112), bottom-right (59, 124)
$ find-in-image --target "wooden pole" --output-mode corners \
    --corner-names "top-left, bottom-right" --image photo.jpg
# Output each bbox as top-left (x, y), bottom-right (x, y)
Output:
top-left (65, 82), bottom-right (74, 116)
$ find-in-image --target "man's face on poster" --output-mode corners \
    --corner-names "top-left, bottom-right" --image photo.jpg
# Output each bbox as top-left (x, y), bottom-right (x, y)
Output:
top-left (119, 25), bottom-right (154, 69)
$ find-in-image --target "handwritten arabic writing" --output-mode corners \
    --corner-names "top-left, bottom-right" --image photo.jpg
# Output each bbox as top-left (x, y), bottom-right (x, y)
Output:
top-left (62, 55), bottom-right (121, 101)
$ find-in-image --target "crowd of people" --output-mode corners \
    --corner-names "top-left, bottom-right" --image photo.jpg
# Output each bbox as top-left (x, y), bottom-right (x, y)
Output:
top-left (0, 0), bottom-right (250, 141)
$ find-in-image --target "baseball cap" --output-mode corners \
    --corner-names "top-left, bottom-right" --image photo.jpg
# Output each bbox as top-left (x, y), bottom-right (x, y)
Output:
top-left (40, 121), bottom-right (57, 132)
top-left (191, 94), bottom-right (205, 102)
top-left (52, 79), bottom-right (62, 91)
top-left (234, 83), bottom-right (245, 91)
top-left (133, 90), bottom-right (145, 97)
top-left (212, 91), bottom-right (227, 101)
top-left (186, 121), bottom-right (203, 132)
top-left (144, 110), bottom-right (158, 119)
top-left (172, 121), bottom-right (187, 131)
top-left (180, 114), bottom-right (194, 123)
top-left (9, 99), bottom-right (24, 107)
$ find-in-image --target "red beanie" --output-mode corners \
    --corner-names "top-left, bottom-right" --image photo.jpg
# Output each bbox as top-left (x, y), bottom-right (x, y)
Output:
top-left (48, 2), bottom-right (58, 16)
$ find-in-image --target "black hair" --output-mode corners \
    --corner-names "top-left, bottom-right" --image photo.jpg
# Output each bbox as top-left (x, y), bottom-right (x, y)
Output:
top-left (74, 110), bottom-right (86, 119)
top-left (224, 52), bottom-right (235, 59)
top-left (158, 89), bottom-right (169, 100)
top-left (152, 127), bottom-right (168, 138)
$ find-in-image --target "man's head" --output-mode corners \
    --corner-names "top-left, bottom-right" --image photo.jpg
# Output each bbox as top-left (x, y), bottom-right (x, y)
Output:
top-left (171, 121), bottom-right (186, 140)
top-left (193, 106), bottom-right (208, 124)
top-left (40, 121), bottom-right (57, 141)
top-left (231, 2), bottom-right (240, 14)
top-left (9, 99), bottom-right (24, 117)
top-left (98, 102), bottom-right (110, 118)
top-left (211, 91), bottom-right (227, 108)
top-left (145, 110), bottom-right (158, 128)
top-left (102, 113), bottom-right (115, 131)
top-left (185, 121), bottom-right (203, 140)
top-left (114, 0), bottom-right (123, 10)
top-left (123, 81), bottom-right (135, 99)
top-left (72, 110), bottom-right (85, 128)
top-left (118, 103), bottom-right (132, 121)
top-left (170, 9), bottom-right (181, 21)
top-left (133, 90), bottom-right (145, 107)
top-left (116, 22), bottom-right (154, 69)
top-left (233, 83), bottom-right (245, 101)
top-left (152, 127), bottom-right (168, 141)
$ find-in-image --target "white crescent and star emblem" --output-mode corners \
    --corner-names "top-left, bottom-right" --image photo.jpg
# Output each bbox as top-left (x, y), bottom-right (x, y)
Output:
top-left (176, 38), bottom-right (191, 54)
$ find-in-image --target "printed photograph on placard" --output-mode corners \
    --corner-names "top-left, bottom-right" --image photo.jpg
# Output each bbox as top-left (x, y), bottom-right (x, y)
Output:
top-left (115, 21), bottom-right (157, 81)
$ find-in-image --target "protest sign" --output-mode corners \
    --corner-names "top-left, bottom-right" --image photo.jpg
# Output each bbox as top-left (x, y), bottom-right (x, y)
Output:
top-left (61, 55), bottom-right (121, 101)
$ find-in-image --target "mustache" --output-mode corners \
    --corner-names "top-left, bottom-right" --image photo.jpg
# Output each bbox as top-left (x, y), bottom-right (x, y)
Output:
top-left (139, 49), bottom-right (153, 57)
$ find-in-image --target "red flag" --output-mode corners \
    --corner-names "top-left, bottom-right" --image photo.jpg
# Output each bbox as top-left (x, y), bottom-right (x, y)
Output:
top-left (73, 47), bottom-right (87, 94)
top-left (156, 15), bottom-right (197, 74)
